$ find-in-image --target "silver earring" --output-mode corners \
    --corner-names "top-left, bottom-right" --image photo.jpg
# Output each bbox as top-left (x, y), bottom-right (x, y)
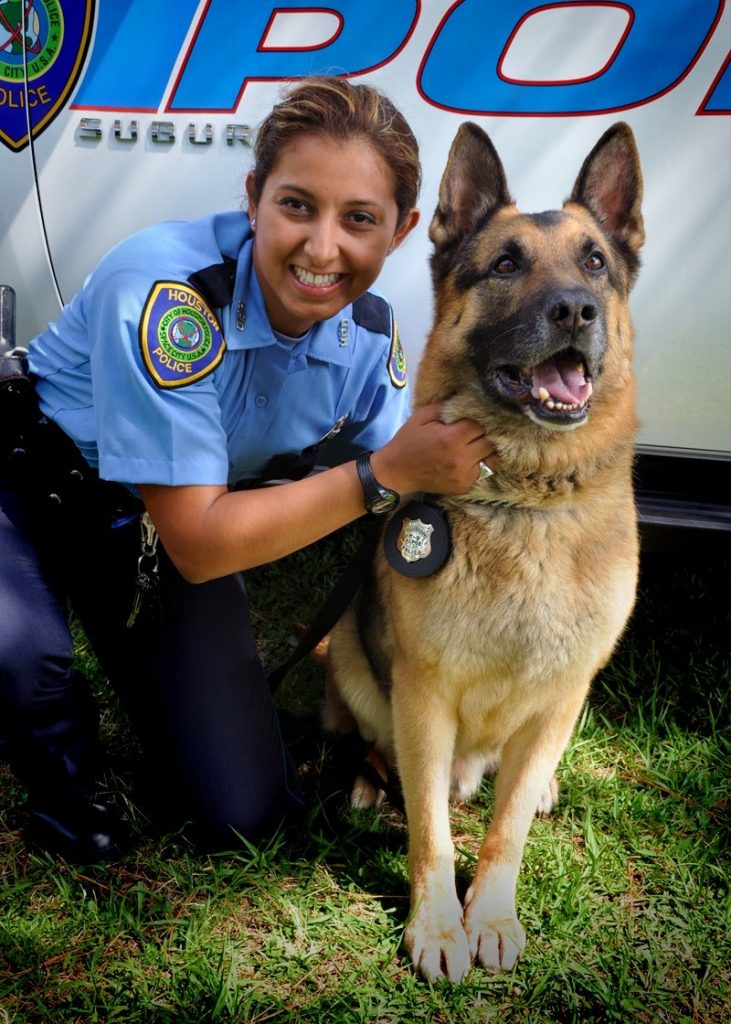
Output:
top-left (251, 217), bottom-right (256, 231)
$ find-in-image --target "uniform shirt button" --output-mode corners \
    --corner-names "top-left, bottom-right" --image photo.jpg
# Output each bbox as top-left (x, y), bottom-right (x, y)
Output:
top-left (255, 394), bottom-right (268, 407)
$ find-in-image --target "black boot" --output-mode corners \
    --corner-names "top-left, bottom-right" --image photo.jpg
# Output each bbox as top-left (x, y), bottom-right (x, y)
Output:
top-left (4, 677), bottom-right (128, 862)
top-left (25, 788), bottom-right (127, 863)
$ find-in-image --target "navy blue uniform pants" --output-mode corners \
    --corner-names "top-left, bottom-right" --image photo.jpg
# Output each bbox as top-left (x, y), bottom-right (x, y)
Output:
top-left (0, 478), bottom-right (303, 846)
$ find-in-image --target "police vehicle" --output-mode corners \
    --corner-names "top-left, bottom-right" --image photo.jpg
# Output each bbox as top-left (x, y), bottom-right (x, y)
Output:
top-left (1, 0), bottom-right (729, 532)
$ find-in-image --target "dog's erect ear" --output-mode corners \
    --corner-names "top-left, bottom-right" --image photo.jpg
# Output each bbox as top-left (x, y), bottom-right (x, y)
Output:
top-left (429, 122), bottom-right (512, 250)
top-left (570, 122), bottom-right (645, 256)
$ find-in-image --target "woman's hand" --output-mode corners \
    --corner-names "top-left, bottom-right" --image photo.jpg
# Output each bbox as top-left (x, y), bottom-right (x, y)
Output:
top-left (370, 403), bottom-right (497, 496)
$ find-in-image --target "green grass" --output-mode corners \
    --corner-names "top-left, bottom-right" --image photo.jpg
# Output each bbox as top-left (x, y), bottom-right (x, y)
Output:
top-left (1, 527), bottom-right (729, 1023)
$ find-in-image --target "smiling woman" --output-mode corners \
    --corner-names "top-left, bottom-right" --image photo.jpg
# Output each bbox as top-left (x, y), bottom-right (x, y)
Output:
top-left (0, 75), bottom-right (498, 865)
top-left (246, 133), bottom-right (417, 337)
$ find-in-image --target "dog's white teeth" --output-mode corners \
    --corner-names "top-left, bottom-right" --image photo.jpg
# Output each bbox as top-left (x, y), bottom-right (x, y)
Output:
top-left (577, 362), bottom-right (585, 375)
top-left (537, 391), bottom-right (588, 413)
top-left (536, 387), bottom-right (585, 411)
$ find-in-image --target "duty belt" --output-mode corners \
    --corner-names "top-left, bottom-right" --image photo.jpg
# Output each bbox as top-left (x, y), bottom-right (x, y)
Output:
top-left (2, 403), bottom-right (141, 526)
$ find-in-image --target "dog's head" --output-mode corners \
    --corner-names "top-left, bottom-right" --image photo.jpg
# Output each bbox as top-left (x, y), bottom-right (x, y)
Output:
top-left (418, 122), bottom-right (644, 440)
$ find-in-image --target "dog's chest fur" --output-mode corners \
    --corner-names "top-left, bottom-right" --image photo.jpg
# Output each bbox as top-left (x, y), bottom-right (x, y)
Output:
top-left (369, 481), bottom-right (637, 747)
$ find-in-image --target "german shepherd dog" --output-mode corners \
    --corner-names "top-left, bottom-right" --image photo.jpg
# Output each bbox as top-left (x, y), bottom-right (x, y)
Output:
top-left (324, 121), bottom-right (644, 981)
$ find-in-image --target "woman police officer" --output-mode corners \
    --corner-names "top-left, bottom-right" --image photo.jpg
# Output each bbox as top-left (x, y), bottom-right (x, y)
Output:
top-left (0, 77), bottom-right (496, 861)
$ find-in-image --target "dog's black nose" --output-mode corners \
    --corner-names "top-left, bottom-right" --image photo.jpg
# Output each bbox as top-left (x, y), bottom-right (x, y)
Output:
top-left (548, 290), bottom-right (597, 333)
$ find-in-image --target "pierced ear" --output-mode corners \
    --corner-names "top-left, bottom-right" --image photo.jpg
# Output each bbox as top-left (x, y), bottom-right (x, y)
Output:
top-left (429, 122), bottom-right (512, 251)
top-left (570, 122), bottom-right (645, 255)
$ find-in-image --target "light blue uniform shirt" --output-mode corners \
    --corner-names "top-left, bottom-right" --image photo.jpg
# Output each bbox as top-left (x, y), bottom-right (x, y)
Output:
top-left (27, 212), bottom-right (411, 489)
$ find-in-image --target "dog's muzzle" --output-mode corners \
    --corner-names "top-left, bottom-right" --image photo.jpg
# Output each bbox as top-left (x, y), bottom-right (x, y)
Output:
top-left (491, 287), bottom-right (606, 429)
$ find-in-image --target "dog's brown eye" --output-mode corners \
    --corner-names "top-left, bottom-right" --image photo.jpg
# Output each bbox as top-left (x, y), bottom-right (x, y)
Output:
top-left (585, 252), bottom-right (605, 271)
top-left (494, 256), bottom-right (518, 275)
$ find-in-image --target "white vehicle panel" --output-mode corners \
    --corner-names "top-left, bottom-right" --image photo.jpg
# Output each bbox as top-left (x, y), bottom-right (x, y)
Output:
top-left (2, 0), bottom-right (729, 455)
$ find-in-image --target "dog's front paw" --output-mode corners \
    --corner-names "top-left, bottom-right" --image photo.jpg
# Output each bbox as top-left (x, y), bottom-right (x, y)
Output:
top-left (463, 895), bottom-right (525, 972)
top-left (405, 897), bottom-right (471, 982)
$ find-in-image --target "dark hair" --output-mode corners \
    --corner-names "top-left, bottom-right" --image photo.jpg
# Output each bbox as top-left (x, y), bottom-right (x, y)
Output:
top-left (250, 76), bottom-right (421, 225)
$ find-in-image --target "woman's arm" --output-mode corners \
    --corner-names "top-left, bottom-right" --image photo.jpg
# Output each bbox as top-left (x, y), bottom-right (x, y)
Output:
top-left (139, 403), bottom-right (495, 583)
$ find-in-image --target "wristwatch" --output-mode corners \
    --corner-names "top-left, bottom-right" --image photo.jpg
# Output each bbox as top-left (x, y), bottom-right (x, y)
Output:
top-left (356, 451), bottom-right (400, 515)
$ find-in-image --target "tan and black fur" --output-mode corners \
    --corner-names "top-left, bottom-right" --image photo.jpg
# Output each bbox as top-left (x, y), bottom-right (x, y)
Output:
top-left (325, 122), bottom-right (644, 981)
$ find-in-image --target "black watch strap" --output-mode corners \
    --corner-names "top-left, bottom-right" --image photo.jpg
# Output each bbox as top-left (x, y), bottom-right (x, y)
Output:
top-left (356, 451), bottom-right (400, 515)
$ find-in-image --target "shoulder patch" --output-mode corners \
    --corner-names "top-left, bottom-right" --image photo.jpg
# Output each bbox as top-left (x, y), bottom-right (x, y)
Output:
top-left (388, 318), bottom-right (407, 389)
top-left (139, 281), bottom-right (225, 389)
top-left (352, 292), bottom-right (391, 336)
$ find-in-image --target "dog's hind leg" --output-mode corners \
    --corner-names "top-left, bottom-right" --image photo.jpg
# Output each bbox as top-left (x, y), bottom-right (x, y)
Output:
top-left (536, 773), bottom-right (559, 816)
top-left (450, 752), bottom-right (499, 804)
top-left (462, 683), bottom-right (588, 972)
top-left (324, 606), bottom-right (396, 808)
top-left (451, 753), bottom-right (558, 814)
top-left (351, 747), bottom-right (389, 809)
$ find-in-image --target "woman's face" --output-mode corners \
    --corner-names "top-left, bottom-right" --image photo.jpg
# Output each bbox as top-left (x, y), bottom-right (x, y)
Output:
top-left (246, 133), bottom-right (419, 337)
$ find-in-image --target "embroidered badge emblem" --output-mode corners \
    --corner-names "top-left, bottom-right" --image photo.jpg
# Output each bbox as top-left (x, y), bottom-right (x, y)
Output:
top-left (388, 320), bottom-right (407, 388)
top-left (0, 0), bottom-right (95, 152)
top-left (397, 518), bottom-right (434, 563)
top-left (139, 281), bottom-right (225, 388)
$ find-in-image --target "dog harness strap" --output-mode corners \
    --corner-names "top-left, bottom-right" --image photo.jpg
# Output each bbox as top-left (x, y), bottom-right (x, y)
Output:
top-left (266, 520), bottom-right (381, 692)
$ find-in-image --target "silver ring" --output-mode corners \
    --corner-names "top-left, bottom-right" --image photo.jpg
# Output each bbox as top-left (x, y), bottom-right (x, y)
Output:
top-left (478, 460), bottom-right (494, 481)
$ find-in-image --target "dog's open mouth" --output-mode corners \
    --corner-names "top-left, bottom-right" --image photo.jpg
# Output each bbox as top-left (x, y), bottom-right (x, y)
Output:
top-left (495, 347), bottom-right (593, 424)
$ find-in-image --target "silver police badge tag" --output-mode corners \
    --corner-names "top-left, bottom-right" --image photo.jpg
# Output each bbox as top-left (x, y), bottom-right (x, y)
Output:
top-left (397, 518), bottom-right (434, 563)
top-left (384, 500), bottom-right (451, 577)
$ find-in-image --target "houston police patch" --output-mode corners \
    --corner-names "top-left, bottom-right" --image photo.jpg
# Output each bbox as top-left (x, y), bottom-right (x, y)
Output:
top-left (139, 281), bottom-right (225, 388)
top-left (388, 319), bottom-right (407, 389)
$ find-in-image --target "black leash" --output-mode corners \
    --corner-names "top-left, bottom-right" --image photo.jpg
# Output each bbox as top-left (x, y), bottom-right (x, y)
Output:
top-left (266, 517), bottom-right (407, 815)
top-left (267, 520), bottom-right (380, 692)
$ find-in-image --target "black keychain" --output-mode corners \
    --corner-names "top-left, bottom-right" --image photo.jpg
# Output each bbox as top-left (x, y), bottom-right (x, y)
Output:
top-left (383, 496), bottom-right (451, 578)
top-left (126, 511), bottom-right (161, 628)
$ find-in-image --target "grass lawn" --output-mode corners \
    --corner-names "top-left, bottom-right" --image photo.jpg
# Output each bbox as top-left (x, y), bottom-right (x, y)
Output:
top-left (0, 526), bottom-right (729, 1023)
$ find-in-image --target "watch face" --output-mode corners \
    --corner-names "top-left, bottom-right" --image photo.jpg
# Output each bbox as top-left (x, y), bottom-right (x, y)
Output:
top-left (369, 491), bottom-right (399, 515)
top-left (356, 452), bottom-right (400, 515)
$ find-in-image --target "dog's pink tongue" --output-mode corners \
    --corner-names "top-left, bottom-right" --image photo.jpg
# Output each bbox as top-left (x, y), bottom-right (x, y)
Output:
top-left (530, 356), bottom-right (593, 405)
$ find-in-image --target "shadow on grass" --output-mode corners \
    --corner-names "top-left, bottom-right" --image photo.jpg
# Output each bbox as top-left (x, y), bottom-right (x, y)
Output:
top-left (593, 532), bottom-right (731, 736)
